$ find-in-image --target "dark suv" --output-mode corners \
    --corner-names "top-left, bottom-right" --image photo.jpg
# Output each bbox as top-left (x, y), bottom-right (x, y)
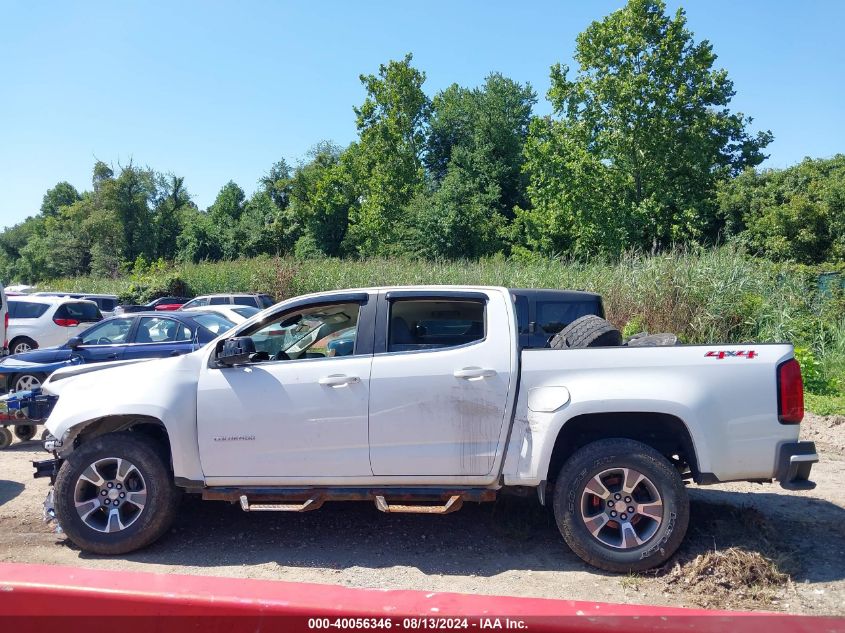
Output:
top-left (510, 288), bottom-right (605, 349)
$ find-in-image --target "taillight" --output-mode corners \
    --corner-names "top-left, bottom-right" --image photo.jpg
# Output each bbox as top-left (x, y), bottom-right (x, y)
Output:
top-left (53, 318), bottom-right (80, 327)
top-left (777, 358), bottom-right (804, 424)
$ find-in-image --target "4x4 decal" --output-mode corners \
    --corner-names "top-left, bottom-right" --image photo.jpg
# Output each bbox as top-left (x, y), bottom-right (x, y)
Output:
top-left (705, 350), bottom-right (757, 359)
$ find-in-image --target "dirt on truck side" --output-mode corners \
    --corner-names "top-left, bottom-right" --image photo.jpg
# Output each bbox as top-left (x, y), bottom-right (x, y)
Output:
top-left (0, 412), bottom-right (842, 615)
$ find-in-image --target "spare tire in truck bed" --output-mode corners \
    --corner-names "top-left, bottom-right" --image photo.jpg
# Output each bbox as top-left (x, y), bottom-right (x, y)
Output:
top-left (549, 315), bottom-right (623, 349)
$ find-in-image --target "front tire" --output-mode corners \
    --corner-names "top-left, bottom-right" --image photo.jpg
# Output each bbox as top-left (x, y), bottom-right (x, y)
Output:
top-left (12, 372), bottom-right (45, 393)
top-left (552, 438), bottom-right (689, 572)
top-left (54, 433), bottom-right (181, 555)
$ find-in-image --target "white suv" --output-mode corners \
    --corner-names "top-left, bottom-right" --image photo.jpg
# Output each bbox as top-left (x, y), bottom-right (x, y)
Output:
top-left (7, 297), bottom-right (102, 354)
top-left (180, 294), bottom-right (274, 310)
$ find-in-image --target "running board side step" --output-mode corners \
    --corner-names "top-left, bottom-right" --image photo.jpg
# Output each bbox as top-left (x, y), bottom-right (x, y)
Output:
top-left (374, 495), bottom-right (462, 514)
top-left (239, 495), bottom-right (324, 512)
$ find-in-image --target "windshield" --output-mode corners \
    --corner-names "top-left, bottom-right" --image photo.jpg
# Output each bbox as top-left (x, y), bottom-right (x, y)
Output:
top-left (193, 313), bottom-right (236, 335)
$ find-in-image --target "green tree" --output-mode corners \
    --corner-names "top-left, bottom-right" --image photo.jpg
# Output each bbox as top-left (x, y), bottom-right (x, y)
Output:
top-left (40, 182), bottom-right (81, 217)
top-left (345, 53), bottom-right (430, 256)
top-left (285, 142), bottom-right (357, 257)
top-left (154, 174), bottom-right (192, 261)
top-left (259, 159), bottom-right (293, 210)
top-left (97, 163), bottom-right (158, 263)
top-left (427, 73), bottom-right (536, 217)
top-left (404, 159), bottom-right (504, 259)
top-left (718, 155), bottom-right (845, 263)
top-left (521, 0), bottom-right (772, 256)
top-left (238, 191), bottom-right (278, 257)
top-left (176, 207), bottom-right (224, 262)
top-left (207, 181), bottom-right (246, 258)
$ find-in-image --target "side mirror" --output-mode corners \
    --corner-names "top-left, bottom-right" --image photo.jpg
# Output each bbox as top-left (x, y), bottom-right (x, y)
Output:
top-left (67, 337), bottom-right (82, 349)
top-left (218, 336), bottom-right (256, 366)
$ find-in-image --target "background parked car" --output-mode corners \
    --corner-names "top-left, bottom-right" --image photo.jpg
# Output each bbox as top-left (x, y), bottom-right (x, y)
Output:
top-left (182, 304), bottom-right (260, 324)
top-left (7, 297), bottom-right (102, 354)
top-left (115, 296), bottom-right (191, 314)
top-left (0, 309), bottom-right (236, 393)
top-left (180, 293), bottom-right (274, 310)
top-left (35, 293), bottom-right (120, 317)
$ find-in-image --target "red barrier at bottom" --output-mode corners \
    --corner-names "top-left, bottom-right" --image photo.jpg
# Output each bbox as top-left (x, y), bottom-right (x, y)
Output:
top-left (0, 563), bottom-right (838, 633)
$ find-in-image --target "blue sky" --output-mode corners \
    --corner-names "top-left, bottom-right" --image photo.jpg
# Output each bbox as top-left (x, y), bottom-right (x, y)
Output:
top-left (1, 1), bottom-right (843, 229)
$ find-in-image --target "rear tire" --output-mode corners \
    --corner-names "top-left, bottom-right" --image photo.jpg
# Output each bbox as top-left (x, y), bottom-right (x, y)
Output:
top-left (552, 438), bottom-right (689, 572)
top-left (9, 337), bottom-right (38, 355)
top-left (550, 315), bottom-right (622, 349)
top-left (54, 433), bottom-right (181, 555)
top-left (14, 424), bottom-right (36, 441)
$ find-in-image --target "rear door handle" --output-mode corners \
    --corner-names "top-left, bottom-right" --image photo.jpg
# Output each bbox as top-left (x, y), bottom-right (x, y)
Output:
top-left (318, 374), bottom-right (360, 387)
top-left (454, 367), bottom-right (496, 379)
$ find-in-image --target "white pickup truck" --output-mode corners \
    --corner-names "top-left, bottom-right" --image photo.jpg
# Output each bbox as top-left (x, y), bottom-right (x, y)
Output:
top-left (31, 286), bottom-right (817, 572)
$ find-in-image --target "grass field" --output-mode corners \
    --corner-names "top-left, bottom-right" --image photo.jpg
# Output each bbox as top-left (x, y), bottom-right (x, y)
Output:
top-left (45, 246), bottom-right (845, 414)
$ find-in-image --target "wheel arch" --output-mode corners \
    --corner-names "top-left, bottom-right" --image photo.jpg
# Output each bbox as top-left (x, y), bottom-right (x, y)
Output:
top-left (63, 415), bottom-right (173, 472)
top-left (545, 411), bottom-right (701, 486)
top-left (8, 336), bottom-right (37, 353)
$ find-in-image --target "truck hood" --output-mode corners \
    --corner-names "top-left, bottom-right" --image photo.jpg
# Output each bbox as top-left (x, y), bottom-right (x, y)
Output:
top-left (42, 358), bottom-right (157, 396)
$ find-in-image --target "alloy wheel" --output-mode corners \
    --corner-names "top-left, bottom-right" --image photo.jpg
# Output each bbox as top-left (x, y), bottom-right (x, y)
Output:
top-left (73, 457), bottom-right (147, 533)
top-left (14, 374), bottom-right (41, 392)
top-left (579, 466), bottom-right (664, 550)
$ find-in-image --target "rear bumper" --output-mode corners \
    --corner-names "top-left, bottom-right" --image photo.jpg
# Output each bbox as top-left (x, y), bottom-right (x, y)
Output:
top-left (776, 441), bottom-right (818, 490)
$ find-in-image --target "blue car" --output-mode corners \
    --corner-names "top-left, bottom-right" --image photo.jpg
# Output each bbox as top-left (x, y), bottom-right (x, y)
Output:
top-left (0, 310), bottom-right (235, 393)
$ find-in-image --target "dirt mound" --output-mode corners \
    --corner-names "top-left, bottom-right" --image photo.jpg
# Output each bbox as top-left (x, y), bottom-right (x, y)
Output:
top-left (801, 413), bottom-right (845, 455)
top-left (664, 547), bottom-right (790, 609)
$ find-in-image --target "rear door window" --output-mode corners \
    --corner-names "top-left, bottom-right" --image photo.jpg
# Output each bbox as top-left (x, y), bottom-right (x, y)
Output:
top-left (55, 302), bottom-right (102, 322)
top-left (8, 301), bottom-right (49, 319)
top-left (388, 300), bottom-right (485, 352)
top-left (209, 296), bottom-right (230, 305)
top-left (135, 317), bottom-right (190, 343)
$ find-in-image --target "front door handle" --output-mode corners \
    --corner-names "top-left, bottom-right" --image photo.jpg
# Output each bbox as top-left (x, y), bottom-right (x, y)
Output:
top-left (318, 374), bottom-right (360, 387)
top-left (453, 367), bottom-right (496, 380)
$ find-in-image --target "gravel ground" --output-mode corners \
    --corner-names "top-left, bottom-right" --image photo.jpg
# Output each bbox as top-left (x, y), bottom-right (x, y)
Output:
top-left (0, 414), bottom-right (842, 615)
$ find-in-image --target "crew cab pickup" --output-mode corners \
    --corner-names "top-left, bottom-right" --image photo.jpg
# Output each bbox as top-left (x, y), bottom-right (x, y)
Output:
top-left (32, 286), bottom-right (817, 572)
